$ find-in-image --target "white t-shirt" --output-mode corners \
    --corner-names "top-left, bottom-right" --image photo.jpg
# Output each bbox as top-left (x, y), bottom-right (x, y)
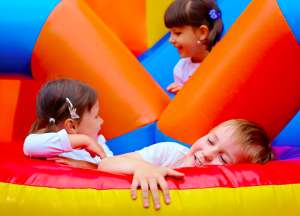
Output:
top-left (136, 142), bottom-right (190, 168)
top-left (23, 129), bottom-right (113, 164)
top-left (174, 58), bottom-right (201, 85)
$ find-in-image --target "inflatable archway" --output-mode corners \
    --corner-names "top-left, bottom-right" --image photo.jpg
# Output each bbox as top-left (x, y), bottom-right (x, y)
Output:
top-left (1, 0), bottom-right (300, 215)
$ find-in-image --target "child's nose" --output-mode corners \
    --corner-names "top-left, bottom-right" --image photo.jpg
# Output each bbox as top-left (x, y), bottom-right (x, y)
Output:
top-left (202, 151), bottom-right (213, 162)
top-left (99, 117), bottom-right (104, 125)
top-left (169, 35), bottom-right (175, 43)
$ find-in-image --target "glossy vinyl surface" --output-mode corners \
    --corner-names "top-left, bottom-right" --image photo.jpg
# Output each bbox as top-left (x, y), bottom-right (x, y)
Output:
top-left (0, 0), bottom-right (61, 77)
top-left (1, 141), bottom-right (300, 190)
top-left (1, 142), bottom-right (300, 215)
top-left (277, 0), bottom-right (300, 44)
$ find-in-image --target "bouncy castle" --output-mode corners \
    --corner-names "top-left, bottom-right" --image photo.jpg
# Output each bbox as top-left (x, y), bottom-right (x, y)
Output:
top-left (0, 0), bottom-right (300, 215)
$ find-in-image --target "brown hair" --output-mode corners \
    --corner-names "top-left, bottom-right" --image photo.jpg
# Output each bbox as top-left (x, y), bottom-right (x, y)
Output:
top-left (214, 119), bottom-right (277, 164)
top-left (164, 0), bottom-right (223, 51)
top-left (29, 79), bottom-right (98, 134)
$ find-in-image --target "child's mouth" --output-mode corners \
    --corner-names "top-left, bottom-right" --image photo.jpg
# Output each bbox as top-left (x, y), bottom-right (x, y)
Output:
top-left (194, 155), bottom-right (202, 167)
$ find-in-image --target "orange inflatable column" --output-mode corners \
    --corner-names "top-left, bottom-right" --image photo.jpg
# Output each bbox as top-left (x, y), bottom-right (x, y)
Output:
top-left (83, 0), bottom-right (147, 56)
top-left (0, 80), bottom-right (21, 143)
top-left (0, 79), bottom-right (41, 143)
top-left (158, 0), bottom-right (300, 144)
top-left (31, 0), bottom-right (170, 140)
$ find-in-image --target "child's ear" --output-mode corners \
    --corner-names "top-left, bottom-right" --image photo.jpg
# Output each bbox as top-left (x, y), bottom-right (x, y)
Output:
top-left (198, 25), bottom-right (209, 41)
top-left (64, 119), bottom-right (77, 134)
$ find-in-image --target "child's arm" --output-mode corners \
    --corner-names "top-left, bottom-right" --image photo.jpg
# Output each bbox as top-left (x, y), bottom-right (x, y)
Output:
top-left (167, 59), bottom-right (185, 93)
top-left (98, 153), bottom-right (184, 209)
top-left (68, 134), bottom-right (107, 159)
top-left (24, 129), bottom-right (107, 159)
top-left (46, 156), bottom-right (98, 169)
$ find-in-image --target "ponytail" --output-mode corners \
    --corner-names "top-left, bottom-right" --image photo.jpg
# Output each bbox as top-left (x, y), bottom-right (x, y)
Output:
top-left (207, 15), bottom-right (223, 51)
top-left (28, 120), bottom-right (40, 134)
top-left (28, 119), bottom-right (59, 135)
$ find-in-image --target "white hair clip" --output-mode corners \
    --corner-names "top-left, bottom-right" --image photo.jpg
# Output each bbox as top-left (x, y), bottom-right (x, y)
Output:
top-left (66, 98), bottom-right (80, 119)
top-left (49, 118), bottom-right (55, 123)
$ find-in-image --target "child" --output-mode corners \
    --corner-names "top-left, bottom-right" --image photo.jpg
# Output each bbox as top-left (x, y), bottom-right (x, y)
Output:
top-left (23, 78), bottom-right (113, 168)
top-left (49, 119), bottom-right (276, 209)
top-left (165, 0), bottom-right (224, 93)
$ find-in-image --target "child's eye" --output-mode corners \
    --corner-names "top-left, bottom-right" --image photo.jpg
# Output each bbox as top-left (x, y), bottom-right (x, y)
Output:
top-left (220, 155), bottom-right (227, 164)
top-left (175, 32), bottom-right (181, 35)
top-left (208, 138), bottom-right (213, 145)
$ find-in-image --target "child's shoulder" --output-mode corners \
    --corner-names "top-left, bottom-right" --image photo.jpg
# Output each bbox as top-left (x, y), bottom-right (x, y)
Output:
top-left (155, 142), bottom-right (189, 153)
top-left (25, 129), bottom-right (66, 139)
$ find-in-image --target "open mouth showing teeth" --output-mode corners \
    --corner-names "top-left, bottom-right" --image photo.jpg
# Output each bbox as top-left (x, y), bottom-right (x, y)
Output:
top-left (194, 155), bottom-right (202, 167)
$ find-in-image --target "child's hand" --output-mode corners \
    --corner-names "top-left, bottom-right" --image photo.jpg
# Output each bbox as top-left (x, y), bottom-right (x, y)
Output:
top-left (68, 134), bottom-right (107, 160)
top-left (85, 138), bottom-right (107, 159)
top-left (47, 156), bottom-right (82, 167)
top-left (47, 156), bottom-right (98, 169)
top-left (166, 83), bottom-right (183, 94)
top-left (131, 164), bottom-right (184, 210)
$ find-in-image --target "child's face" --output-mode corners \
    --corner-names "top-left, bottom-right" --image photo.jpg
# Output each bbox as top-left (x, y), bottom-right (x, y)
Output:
top-left (169, 25), bottom-right (207, 62)
top-left (75, 100), bottom-right (103, 141)
top-left (184, 125), bottom-right (246, 167)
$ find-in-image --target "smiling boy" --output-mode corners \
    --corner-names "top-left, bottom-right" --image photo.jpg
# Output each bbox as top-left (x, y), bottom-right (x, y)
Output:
top-left (97, 119), bottom-right (276, 210)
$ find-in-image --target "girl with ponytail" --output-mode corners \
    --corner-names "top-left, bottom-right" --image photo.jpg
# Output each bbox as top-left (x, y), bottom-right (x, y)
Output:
top-left (165, 0), bottom-right (224, 94)
top-left (24, 79), bottom-right (113, 168)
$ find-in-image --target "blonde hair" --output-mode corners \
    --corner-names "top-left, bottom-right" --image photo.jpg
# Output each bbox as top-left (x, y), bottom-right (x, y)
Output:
top-left (214, 119), bottom-right (276, 164)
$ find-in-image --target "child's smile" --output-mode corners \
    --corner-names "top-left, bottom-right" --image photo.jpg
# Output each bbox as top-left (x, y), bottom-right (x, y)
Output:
top-left (168, 25), bottom-right (209, 63)
top-left (184, 125), bottom-right (247, 167)
top-left (194, 155), bottom-right (203, 167)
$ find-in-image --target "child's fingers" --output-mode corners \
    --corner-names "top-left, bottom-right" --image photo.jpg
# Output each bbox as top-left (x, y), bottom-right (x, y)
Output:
top-left (140, 180), bottom-right (150, 208)
top-left (167, 88), bottom-right (175, 93)
top-left (148, 179), bottom-right (161, 210)
top-left (131, 180), bottom-right (139, 200)
top-left (171, 85), bottom-right (182, 93)
top-left (98, 148), bottom-right (107, 160)
top-left (167, 86), bottom-right (175, 93)
top-left (157, 177), bottom-right (171, 205)
top-left (52, 158), bottom-right (69, 165)
top-left (167, 83), bottom-right (178, 92)
top-left (167, 169), bottom-right (185, 179)
top-left (46, 157), bottom-right (58, 161)
top-left (166, 83), bottom-right (175, 90)
top-left (46, 156), bottom-right (65, 161)
top-left (171, 88), bottom-right (179, 93)
top-left (54, 159), bottom-right (67, 164)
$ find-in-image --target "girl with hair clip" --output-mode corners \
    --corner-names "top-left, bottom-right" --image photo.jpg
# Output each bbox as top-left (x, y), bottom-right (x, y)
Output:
top-left (165, 0), bottom-right (224, 94)
top-left (23, 78), bottom-right (113, 169)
